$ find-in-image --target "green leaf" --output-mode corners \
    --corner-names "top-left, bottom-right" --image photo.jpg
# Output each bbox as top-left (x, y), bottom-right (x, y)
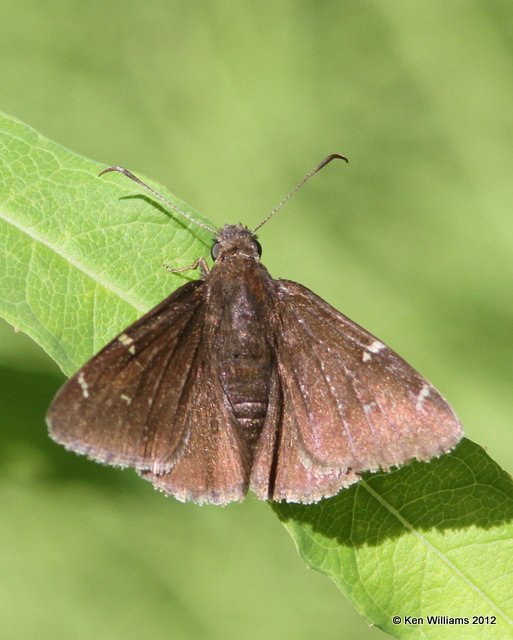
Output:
top-left (0, 111), bottom-right (213, 376)
top-left (273, 439), bottom-right (513, 639)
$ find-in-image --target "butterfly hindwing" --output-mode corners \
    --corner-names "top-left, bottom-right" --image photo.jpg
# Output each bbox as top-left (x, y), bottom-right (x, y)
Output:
top-left (250, 372), bottom-right (359, 503)
top-left (140, 352), bottom-right (251, 505)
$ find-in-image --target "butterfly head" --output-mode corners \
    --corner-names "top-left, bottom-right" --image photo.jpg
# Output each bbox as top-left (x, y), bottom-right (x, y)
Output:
top-left (211, 224), bottom-right (262, 262)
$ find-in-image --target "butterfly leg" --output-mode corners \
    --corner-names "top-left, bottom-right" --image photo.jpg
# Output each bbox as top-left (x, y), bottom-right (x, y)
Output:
top-left (163, 257), bottom-right (210, 278)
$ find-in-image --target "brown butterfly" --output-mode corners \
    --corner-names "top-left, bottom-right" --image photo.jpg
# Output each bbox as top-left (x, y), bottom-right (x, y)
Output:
top-left (47, 155), bottom-right (463, 505)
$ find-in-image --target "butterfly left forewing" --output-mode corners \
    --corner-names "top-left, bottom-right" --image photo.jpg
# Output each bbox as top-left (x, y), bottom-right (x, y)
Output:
top-left (47, 281), bottom-right (205, 471)
top-left (259, 279), bottom-right (463, 501)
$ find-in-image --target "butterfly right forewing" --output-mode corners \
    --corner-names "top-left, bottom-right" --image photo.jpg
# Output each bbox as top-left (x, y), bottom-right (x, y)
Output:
top-left (251, 279), bottom-right (463, 503)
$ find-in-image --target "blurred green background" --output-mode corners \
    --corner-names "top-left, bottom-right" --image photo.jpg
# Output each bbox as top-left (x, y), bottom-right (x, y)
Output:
top-left (1, 2), bottom-right (512, 639)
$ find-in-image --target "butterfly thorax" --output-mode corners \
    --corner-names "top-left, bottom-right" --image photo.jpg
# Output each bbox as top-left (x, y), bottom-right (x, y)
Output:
top-left (206, 233), bottom-right (276, 456)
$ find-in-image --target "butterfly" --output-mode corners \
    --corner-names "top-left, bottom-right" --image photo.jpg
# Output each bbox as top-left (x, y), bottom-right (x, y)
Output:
top-left (47, 155), bottom-right (463, 505)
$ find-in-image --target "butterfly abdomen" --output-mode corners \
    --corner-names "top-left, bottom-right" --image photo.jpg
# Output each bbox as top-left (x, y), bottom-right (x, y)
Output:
top-left (218, 314), bottom-right (274, 451)
top-left (209, 258), bottom-right (276, 452)
top-left (221, 354), bottom-right (272, 447)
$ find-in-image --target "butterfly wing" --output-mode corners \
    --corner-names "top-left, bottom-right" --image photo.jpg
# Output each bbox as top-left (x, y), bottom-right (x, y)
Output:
top-left (251, 279), bottom-right (463, 503)
top-left (47, 280), bottom-right (249, 503)
top-left (47, 281), bottom-right (204, 469)
top-left (139, 353), bottom-right (251, 504)
top-left (250, 370), bottom-right (359, 503)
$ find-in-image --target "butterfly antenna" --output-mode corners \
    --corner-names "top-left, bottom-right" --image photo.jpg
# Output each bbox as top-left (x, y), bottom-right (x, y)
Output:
top-left (252, 153), bottom-right (348, 233)
top-left (99, 166), bottom-right (217, 234)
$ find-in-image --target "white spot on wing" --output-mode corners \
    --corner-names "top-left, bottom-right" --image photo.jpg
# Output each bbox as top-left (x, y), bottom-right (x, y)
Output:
top-left (128, 345), bottom-right (136, 355)
top-left (118, 333), bottom-right (134, 347)
top-left (368, 340), bottom-right (385, 354)
top-left (363, 401), bottom-right (377, 415)
top-left (363, 340), bottom-right (385, 361)
top-left (77, 372), bottom-right (89, 399)
top-left (416, 385), bottom-right (431, 411)
top-left (120, 394), bottom-right (132, 405)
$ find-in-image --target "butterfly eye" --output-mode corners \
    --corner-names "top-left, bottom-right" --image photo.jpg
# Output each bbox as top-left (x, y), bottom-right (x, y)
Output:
top-left (211, 242), bottom-right (221, 261)
top-left (254, 240), bottom-right (262, 257)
